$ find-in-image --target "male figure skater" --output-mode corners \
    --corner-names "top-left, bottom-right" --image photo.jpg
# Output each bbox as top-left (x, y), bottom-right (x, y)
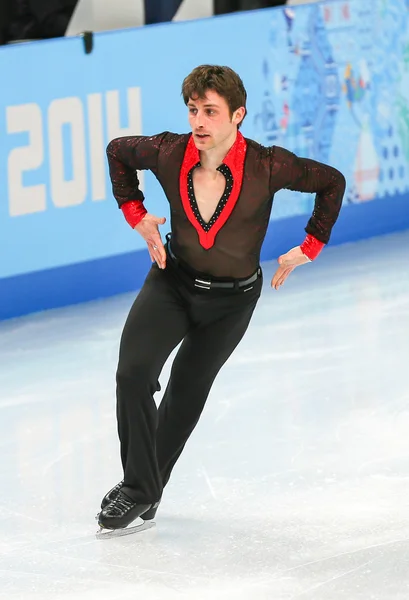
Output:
top-left (97, 65), bottom-right (346, 533)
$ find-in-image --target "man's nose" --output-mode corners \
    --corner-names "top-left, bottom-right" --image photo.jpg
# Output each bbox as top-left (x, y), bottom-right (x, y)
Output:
top-left (195, 111), bottom-right (204, 127)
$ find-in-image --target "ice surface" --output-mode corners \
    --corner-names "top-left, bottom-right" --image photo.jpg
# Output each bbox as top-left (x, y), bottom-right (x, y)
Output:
top-left (1, 231), bottom-right (409, 600)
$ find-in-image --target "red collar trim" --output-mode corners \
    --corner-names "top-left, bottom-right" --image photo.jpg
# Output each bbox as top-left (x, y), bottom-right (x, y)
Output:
top-left (179, 132), bottom-right (247, 250)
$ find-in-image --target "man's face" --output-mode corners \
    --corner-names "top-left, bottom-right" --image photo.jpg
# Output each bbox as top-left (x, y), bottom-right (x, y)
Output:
top-left (187, 90), bottom-right (244, 151)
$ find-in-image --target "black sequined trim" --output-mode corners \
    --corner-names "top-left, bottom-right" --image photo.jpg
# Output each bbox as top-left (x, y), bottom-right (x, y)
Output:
top-left (187, 162), bottom-right (234, 232)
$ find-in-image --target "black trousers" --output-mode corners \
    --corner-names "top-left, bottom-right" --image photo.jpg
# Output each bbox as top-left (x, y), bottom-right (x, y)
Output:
top-left (117, 245), bottom-right (263, 504)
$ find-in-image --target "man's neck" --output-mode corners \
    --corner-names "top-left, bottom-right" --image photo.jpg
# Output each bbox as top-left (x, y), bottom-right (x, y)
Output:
top-left (199, 130), bottom-right (238, 172)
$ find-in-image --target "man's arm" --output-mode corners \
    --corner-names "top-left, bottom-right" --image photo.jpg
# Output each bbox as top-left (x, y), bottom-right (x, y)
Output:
top-left (269, 146), bottom-right (346, 288)
top-left (106, 132), bottom-right (170, 267)
top-left (270, 146), bottom-right (346, 248)
top-left (106, 133), bottom-right (170, 216)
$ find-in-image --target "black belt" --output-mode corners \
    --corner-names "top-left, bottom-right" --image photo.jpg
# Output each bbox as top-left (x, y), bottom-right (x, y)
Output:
top-left (166, 235), bottom-right (260, 291)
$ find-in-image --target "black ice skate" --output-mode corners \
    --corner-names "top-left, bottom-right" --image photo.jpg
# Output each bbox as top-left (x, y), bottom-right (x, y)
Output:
top-left (94, 480), bottom-right (124, 522)
top-left (100, 480), bottom-right (123, 510)
top-left (96, 491), bottom-right (160, 538)
top-left (96, 481), bottom-right (159, 521)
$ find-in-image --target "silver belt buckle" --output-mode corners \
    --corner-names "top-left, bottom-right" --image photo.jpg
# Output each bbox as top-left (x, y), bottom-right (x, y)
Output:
top-left (194, 278), bottom-right (211, 290)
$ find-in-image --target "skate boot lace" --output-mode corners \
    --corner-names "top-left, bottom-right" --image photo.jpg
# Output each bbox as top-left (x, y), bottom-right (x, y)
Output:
top-left (111, 482), bottom-right (122, 496)
top-left (106, 492), bottom-right (134, 516)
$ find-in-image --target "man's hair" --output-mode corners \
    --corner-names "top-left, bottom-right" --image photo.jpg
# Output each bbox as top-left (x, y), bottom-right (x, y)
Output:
top-left (182, 65), bottom-right (247, 127)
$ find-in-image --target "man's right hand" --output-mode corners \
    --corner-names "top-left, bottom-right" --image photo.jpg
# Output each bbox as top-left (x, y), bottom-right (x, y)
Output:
top-left (134, 214), bottom-right (167, 269)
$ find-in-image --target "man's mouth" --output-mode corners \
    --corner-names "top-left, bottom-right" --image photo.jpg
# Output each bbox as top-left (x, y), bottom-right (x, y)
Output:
top-left (195, 133), bottom-right (210, 139)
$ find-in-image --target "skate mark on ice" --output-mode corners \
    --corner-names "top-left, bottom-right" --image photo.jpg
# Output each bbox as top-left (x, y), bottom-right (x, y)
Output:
top-left (280, 536), bottom-right (409, 575)
top-left (0, 567), bottom-right (127, 589)
top-left (214, 398), bottom-right (232, 423)
top-left (0, 506), bottom-right (47, 525)
top-left (287, 559), bottom-right (374, 599)
top-left (357, 452), bottom-right (409, 476)
top-left (363, 391), bottom-right (409, 417)
top-left (200, 467), bottom-right (218, 500)
top-left (41, 448), bottom-right (75, 476)
top-left (232, 344), bottom-right (352, 365)
top-left (36, 547), bottom-right (202, 592)
top-left (0, 568), bottom-right (67, 581)
top-left (41, 431), bottom-right (108, 476)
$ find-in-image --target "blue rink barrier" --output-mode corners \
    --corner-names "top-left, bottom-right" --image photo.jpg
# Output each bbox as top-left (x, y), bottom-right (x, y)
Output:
top-left (1, 0), bottom-right (408, 320)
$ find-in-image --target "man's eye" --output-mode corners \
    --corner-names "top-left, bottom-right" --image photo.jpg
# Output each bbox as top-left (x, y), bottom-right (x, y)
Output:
top-left (189, 108), bottom-right (197, 114)
top-left (206, 110), bottom-right (215, 115)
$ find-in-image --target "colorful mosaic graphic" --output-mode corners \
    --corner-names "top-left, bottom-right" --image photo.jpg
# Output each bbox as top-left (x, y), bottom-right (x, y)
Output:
top-left (252, 0), bottom-right (409, 219)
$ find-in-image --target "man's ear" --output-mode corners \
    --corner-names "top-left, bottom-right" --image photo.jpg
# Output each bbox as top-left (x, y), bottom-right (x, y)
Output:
top-left (233, 106), bottom-right (246, 126)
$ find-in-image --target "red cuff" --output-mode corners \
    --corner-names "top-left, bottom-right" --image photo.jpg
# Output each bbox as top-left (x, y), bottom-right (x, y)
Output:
top-left (121, 200), bottom-right (147, 228)
top-left (300, 234), bottom-right (325, 261)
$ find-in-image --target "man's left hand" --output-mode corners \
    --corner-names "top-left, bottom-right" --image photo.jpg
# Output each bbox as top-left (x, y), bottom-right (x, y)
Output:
top-left (271, 246), bottom-right (310, 290)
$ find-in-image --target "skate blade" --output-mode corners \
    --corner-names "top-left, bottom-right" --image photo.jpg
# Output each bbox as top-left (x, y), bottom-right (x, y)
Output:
top-left (96, 518), bottom-right (155, 539)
